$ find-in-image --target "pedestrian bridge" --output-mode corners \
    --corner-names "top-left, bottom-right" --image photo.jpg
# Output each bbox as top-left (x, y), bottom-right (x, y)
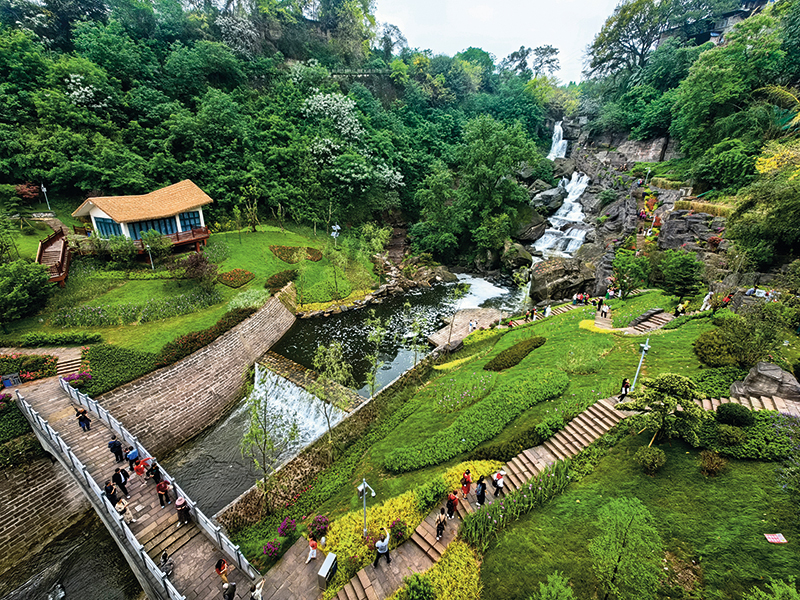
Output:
top-left (16, 378), bottom-right (260, 600)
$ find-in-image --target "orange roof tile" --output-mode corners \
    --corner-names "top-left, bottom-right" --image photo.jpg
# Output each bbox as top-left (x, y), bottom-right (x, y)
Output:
top-left (72, 180), bottom-right (213, 222)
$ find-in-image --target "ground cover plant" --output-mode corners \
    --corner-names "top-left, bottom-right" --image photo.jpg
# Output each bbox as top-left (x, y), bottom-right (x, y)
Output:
top-left (483, 336), bottom-right (546, 371)
top-left (480, 434), bottom-right (800, 600)
top-left (217, 268), bottom-right (256, 288)
top-left (0, 353), bottom-right (57, 382)
top-left (80, 344), bottom-right (158, 397)
top-left (431, 371), bottom-right (498, 413)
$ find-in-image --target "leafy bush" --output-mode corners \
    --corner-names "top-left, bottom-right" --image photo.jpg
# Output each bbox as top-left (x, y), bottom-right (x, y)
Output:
top-left (483, 336), bottom-right (546, 371)
top-left (0, 401), bottom-right (31, 444)
top-left (81, 345), bottom-right (158, 396)
top-left (700, 450), bottom-right (727, 476)
top-left (634, 446), bottom-right (667, 475)
top-left (698, 411), bottom-right (793, 460)
top-left (717, 424), bottom-right (746, 446)
top-left (217, 268), bottom-right (255, 288)
top-left (693, 329), bottom-right (737, 367)
top-left (528, 571), bottom-right (576, 600)
top-left (691, 366), bottom-right (748, 398)
top-left (384, 369), bottom-right (569, 473)
top-left (265, 269), bottom-right (298, 292)
top-left (0, 433), bottom-right (45, 468)
top-left (389, 518), bottom-right (409, 543)
top-left (270, 245), bottom-right (323, 263)
top-left (402, 573), bottom-right (435, 600)
top-left (0, 353), bottom-right (58, 382)
top-left (16, 332), bottom-right (103, 347)
top-left (415, 477), bottom-right (449, 513)
top-left (429, 542), bottom-right (482, 600)
top-left (716, 402), bottom-right (755, 427)
top-left (155, 308), bottom-right (257, 368)
top-left (63, 371), bottom-right (92, 388)
top-left (662, 309), bottom-right (712, 330)
top-left (227, 289), bottom-right (271, 310)
top-left (307, 515), bottom-right (330, 539)
top-left (203, 241), bottom-right (231, 264)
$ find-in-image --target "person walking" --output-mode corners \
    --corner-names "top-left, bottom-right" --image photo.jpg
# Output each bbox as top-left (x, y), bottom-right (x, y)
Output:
top-left (446, 491), bottom-right (458, 519)
top-left (76, 408), bottom-right (91, 432)
top-left (460, 469), bottom-right (472, 499)
top-left (596, 298), bottom-right (604, 314)
top-left (249, 580), bottom-right (266, 600)
top-left (305, 537), bottom-right (318, 564)
top-left (133, 459), bottom-right (149, 485)
top-left (156, 478), bottom-right (172, 508)
top-left (215, 558), bottom-right (234, 584)
top-left (601, 303), bottom-right (610, 319)
top-left (492, 470), bottom-right (505, 498)
top-left (112, 467), bottom-right (131, 499)
top-left (175, 496), bottom-right (191, 528)
top-left (619, 378), bottom-right (631, 400)
top-left (108, 435), bottom-right (124, 463)
top-left (435, 507), bottom-right (447, 541)
top-left (159, 551), bottom-right (174, 578)
top-left (125, 446), bottom-right (139, 470)
top-left (373, 530), bottom-right (391, 567)
top-left (475, 476), bottom-right (487, 507)
top-left (104, 480), bottom-right (119, 506)
top-left (115, 497), bottom-right (137, 524)
top-left (222, 582), bottom-right (237, 600)
top-left (148, 460), bottom-right (163, 484)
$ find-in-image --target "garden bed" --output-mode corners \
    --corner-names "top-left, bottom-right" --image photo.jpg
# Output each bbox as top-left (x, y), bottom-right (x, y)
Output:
top-left (217, 269), bottom-right (256, 288)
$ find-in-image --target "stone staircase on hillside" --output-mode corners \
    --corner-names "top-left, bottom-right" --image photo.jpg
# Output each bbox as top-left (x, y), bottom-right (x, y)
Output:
top-left (542, 398), bottom-right (628, 461)
top-left (56, 356), bottom-right (82, 377)
top-left (629, 311), bottom-right (674, 333)
top-left (696, 395), bottom-right (788, 413)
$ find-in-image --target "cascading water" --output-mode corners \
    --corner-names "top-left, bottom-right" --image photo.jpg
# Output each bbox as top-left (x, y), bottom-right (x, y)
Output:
top-left (546, 121), bottom-right (569, 160)
top-left (533, 171), bottom-right (591, 258)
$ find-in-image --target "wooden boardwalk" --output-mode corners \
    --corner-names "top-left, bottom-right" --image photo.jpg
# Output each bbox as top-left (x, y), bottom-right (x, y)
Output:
top-left (20, 377), bottom-right (254, 600)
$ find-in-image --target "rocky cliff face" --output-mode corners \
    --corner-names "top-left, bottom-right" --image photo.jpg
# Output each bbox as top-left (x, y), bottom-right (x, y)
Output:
top-left (528, 256), bottom-right (596, 303)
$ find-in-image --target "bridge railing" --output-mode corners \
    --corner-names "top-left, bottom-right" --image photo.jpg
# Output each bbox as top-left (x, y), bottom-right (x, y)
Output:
top-left (57, 378), bottom-right (261, 581)
top-left (16, 391), bottom-right (186, 600)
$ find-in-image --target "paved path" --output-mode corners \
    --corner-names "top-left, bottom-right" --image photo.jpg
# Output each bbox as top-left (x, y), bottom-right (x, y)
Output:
top-left (20, 377), bottom-right (252, 600)
top-left (428, 307), bottom-right (505, 349)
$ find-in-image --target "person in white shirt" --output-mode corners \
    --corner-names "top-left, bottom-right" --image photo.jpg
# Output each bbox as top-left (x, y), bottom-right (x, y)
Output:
top-left (700, 291), bottom-right (713, 311)
top-left (373, 530), bottom-right (391, 567)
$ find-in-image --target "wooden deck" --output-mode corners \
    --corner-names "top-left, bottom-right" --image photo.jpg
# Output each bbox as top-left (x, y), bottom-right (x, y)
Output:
top-left (20, 377), bottom-right (253, 600)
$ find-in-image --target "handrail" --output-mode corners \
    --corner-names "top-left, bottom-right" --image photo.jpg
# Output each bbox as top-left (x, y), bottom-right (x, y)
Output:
top-left (56, 378), bottom-right (260, 581)
top-left (15, 391), bottom-right (186, 600)
top-left (131, 227), bottom-right (210, 250)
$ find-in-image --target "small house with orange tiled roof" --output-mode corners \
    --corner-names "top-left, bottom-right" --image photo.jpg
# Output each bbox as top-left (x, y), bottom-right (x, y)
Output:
top-left (71, 180), bottom-right (213, 242)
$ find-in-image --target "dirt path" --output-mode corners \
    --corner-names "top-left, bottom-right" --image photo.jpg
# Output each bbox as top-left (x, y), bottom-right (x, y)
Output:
top-left (386, 226), bottom-right (407, 266)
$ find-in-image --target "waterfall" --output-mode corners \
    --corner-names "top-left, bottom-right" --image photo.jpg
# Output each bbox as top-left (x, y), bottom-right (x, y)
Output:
top-left (533, 171), bottom-right (591, 258)
top-left (546, 121), bottom-right (569, 160)
top-left (251, 364), bottom-right (345, 451)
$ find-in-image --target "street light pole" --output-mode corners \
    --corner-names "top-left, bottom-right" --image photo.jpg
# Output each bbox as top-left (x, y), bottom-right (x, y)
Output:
top-left (41, 184), bottom-right (51, 211)
top-left (145, 244), bottom-right (154, 270)
top-left (357, 478), bottom-right (375, 538)
top-left (631, 337), bottom-right (651, 392)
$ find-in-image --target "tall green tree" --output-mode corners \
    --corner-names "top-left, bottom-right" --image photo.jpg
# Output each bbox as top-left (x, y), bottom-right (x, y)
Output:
top-left (612, 248), bottom-right (650, 299)
top-left (311, 341), bottom-right (354, 458)
top-left (589, 497), bottom-right (663, 600)
top-left (0, 260), bottom-right (51, 331)
top-left (661, 249), bottom-right (703, 301)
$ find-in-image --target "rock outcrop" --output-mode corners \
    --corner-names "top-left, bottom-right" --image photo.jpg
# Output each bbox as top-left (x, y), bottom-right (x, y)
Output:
top-left (514, 208), bottom-right (547, 242)
top-left (531, 186), bottom-right (567, 216)
top-left (502, 241), bottom-right (533, 270)
top-left (658, 210), bottom-right (726, 250)
top-left (730, 362), bottom-right (800, 402)
top-left (528, 257), bottom-right (595, 303)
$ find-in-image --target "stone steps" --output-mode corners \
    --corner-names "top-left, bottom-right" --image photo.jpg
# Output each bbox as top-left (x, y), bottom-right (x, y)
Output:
top-left (57, 357), bottom-right (82, 376)
top-left (695, 395), bottom-right (788, 413)
top-left (632, 312), bottom-right (674, 333)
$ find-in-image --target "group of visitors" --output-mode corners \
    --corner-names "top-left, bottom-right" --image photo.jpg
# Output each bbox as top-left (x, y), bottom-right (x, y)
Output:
top-left (467, 319), bottom-right (480, 332)
top-left (571, 292), bottom-right (592, 305)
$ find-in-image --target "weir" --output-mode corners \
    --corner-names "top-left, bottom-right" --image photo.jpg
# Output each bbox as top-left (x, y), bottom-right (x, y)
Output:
top-left (15, 379), bottom-right (259, 600)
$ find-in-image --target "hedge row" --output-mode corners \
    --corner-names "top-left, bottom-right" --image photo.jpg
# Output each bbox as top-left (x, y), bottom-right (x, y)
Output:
top-left (265, 269), bottom-right (298, 292)
top-left (661, 309), bottom-right (713, 330)
top-left (690, 366), bottom-right (748, 399)
top-left (0, 402), bottom-right (31, 444)
top-left (483, 337), bottom-right (546, 371)
top-left (81, 345), bottom-right (158, 397)
top-left (155, 307), bottom-right (257, 368)
top-left (697, 411), bottom-right (794, 460)
top-left (16, 332), bottom-right (103, 347)
top-left (383, 369), bottom-right (569, 473)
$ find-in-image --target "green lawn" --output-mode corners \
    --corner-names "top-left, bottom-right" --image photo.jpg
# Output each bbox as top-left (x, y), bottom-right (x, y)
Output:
top-left (480, 434), bottom-right (800, 600)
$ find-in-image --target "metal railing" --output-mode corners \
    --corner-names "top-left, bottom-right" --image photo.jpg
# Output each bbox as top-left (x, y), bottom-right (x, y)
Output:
top-left (16, 390), bottom-right (185, 600)
top-left (55, 379), bottom-right (261, 581)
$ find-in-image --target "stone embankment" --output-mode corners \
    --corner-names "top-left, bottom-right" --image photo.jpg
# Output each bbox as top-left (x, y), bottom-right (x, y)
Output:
top-left (97, 287), bottom-right (296, 457)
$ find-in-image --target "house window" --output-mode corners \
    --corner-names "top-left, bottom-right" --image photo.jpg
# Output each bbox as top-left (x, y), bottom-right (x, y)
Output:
top-left (128, 218), bottom-right (178, 240)
top-left (95, 217), bottom-right (122, 238)
top-left (179, 211), bottom-right (202, 230)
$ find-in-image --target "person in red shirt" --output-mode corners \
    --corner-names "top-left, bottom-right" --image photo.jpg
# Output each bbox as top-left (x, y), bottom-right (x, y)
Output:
top-left (156, 479), bottom-right (171, 508)
top-left (446, 491), bottom-right (459, 519)
top-left (305, 537), bottom-right (318, 564)
top-left (215, 558), bottom-right (235, 583)
top-left (460, 469), bottom-right (472, 498)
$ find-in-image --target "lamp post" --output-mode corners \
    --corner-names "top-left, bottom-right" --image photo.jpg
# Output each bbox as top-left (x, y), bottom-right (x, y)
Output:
top-left (357, 479), bottom-right (375, 538)
top-left (644, 168), bottom-right (652, 186)
top-left (631, 337), bottom-right (651, 392)
top-left (41, 184), bottom-right (51, 211)
top-left (145, 243), bottom-right (154, 270)
top-left (331, 223), bottom-right (341, 248)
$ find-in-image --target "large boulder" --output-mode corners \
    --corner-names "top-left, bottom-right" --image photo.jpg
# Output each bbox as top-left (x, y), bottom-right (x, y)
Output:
top-left (730, 362), bottom-right (800, 402)
top-left (515, 208), bottom-right (547, 242)
top-left (657, 211), bottom-right (725, 250)
top-left (529, 257), bottom-right (595, 303)
top-left (502, 241), bottom-right (533, 270)
top-left (561, 122), bottom-right (582, 140)
top-left (531, 187), bottom-right (567, 216)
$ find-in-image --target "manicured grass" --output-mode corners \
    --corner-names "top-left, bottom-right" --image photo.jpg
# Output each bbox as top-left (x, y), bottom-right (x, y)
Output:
top-left (480, 434), bottom-right (800, 600)
top-left (607, 289), bottom-right (678, 328)
top-left (8, 230), bottom-right (42, 260)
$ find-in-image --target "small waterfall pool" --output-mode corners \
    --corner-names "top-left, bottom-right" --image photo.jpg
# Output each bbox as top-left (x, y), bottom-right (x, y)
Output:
top-left (533, 172), bottom-right (591, 258)
top-left (546, 121), bottom-right (568, 160)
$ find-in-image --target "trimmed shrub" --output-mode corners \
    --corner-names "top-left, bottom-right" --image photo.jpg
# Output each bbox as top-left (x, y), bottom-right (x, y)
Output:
top-left (383, 369), bottom-right (568, 473)
top-left (0, 401), bottom-right (31, 444)
top-left (634, 446), bottom-right (667, 475)
top-left (307, 515), bottom-right (330, 539)
top-left (700, 450), bottom-right (727, 476)
top-left (81, 345), bottom-right (158, 397)
top-left (415, 478), bottom-right (448, 513)
top-left (16, 332), bottom-right (103, 347)
top-left (717, 423), bottom-right (746, 446)
top-left (265, 269), bottom-right (298, 292)
top-left (402, 573), bottom-right (435, 600)
top-left (691, 366), bottom-right (749, 399)
top-left (698, 411), bottom-right (793, 460)
top-left (693, 329), bottom-right (737, 367)
top-left (483, 336), bottom-right (546, 371)
top-left (155, 308), bottom-right (257, 368)
top-left (716, 402), bottom-right (755, 427)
